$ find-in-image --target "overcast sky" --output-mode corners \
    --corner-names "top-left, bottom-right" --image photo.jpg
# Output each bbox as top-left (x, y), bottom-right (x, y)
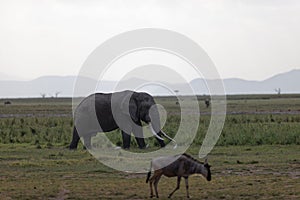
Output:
top-left (0, 0), bottom-right (300, 81)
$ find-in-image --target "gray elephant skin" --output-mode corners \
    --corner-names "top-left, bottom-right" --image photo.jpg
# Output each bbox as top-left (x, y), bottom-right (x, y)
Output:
top-left (69, 90), bottom-right (167, 149)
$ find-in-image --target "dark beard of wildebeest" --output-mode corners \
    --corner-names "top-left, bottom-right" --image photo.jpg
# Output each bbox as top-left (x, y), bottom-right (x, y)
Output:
top-left (146, 153), bottom-right (211, 198)
top-left (69, 90), bottom-right (168, 149)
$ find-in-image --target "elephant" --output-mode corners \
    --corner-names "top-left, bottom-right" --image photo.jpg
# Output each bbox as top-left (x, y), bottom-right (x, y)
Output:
top-left (69, 90), bottom-right (173, 149)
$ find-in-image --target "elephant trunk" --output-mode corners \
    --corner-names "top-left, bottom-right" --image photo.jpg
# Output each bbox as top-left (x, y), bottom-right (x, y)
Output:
top-left (148, 105), bottom-right (162, 134)
top-left (148, 105), bottom-right (177, 148)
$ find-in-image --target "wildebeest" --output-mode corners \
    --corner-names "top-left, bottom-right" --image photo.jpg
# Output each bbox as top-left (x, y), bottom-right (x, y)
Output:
top-left (146, 153), bottom-right (211, 198)
top-left (4, 101), bottom-right (11, 105)
top-left (205, 99), bottom-right (210, 108)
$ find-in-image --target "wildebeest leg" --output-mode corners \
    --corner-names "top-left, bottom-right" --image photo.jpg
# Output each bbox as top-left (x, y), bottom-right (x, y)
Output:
top-left (69, 126), bottom-right (80, 149)
top-left (149, 174), bottom-right (155, 198)
top-left (132, 121), bottom-right (146, 149)
top-left (121, 130), bottom-right (131, 149)
top-left (184, 177), bottom-right (189, 198)
top-left (168, 176), bottom-right (181, 198)
top-left (154, 174), bottom-right (162, 198)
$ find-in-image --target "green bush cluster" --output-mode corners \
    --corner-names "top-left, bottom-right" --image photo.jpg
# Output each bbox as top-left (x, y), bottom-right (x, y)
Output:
top-left (0, 114), bottom-right (299, 147)
top-left (0, 117), bottom-right (72, 146)
top-left (200, 114), bottom-right (300, 146)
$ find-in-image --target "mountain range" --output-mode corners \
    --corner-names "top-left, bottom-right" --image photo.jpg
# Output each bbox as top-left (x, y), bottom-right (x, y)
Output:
top-left (0, 69), bottom-right (299, 98)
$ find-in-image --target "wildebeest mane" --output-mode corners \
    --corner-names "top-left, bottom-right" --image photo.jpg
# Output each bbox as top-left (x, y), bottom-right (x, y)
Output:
top-left (182, 153), bottom-right (204, 164)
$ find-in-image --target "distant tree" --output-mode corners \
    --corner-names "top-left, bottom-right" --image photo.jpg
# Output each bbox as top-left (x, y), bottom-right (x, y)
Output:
top-left (55, 91), bottom-right (61, 98)
top-left (274, 88), bottom-right (281, 95)
top-left (174, 90), bottom-right (179, 105)
top-left (40, 93), bottom-right (46, 98)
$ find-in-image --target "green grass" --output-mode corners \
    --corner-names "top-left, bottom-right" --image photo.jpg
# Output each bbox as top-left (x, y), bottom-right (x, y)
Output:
top-left (0, 117), bottom-right (73, 146)
top-left (0, 95), bottom-right (299, 199)
top-left (0, 144), bottom-right (299, 199)
top-left (1, 94), bottom-right (300, 147)
top-left (0, 114), bottom-right (299, 147)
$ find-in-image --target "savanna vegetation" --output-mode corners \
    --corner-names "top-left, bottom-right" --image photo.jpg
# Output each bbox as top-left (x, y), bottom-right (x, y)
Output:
top-left (0, 94), bottom-right (299, 199)
top-left (0, 95), bottom-right (300, 147)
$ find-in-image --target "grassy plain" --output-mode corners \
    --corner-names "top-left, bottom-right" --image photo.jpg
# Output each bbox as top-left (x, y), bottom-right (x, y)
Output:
top-left (0, 144), bottom-right (299, 199)
top-left (0, 94), bottom-right (299, 199)
top-left (1, 95), bottom-right (300, 147)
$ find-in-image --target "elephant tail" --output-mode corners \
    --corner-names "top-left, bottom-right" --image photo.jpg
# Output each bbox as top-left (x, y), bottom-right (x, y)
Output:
top-left (146, 161), bottom-right (152, 183)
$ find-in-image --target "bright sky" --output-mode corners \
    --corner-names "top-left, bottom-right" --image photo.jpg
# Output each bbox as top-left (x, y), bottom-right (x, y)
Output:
top-left (0, 0), bottom-right (300, 81)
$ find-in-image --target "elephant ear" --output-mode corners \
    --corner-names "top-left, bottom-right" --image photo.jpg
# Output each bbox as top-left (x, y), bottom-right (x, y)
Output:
top-left (120, 93), bottom-right (139, 122)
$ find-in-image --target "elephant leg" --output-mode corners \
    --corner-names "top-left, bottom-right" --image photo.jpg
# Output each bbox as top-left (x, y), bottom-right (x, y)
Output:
top-left (135, 137), bottom-right (146, 149)
top-left (121, 130), bottom-right (131, 149)
top-left (83, 134), bottom-right (92, 149)
top-left (156, 132), bottom-right (166, 148)
top-left (69, 126), bottom-right (80, 149)
top-left (132, 122), bottom-right (146, 149)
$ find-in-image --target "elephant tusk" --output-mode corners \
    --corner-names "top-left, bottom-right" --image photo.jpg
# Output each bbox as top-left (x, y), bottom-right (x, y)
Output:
top-left (149, 124), bottom-right (164, 141)
top-left (160, 130), bottom-right (176, 143)
top-left (160, 130), bottom-right (177, 149)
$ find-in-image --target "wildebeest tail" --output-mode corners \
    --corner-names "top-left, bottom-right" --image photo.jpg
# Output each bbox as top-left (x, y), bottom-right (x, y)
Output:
top-left (146, 161), bottom-right (152, 183)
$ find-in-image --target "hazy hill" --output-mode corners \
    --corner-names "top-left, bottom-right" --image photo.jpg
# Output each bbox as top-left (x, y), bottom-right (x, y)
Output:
top-left (0, 70), bottom-right (299, 98)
